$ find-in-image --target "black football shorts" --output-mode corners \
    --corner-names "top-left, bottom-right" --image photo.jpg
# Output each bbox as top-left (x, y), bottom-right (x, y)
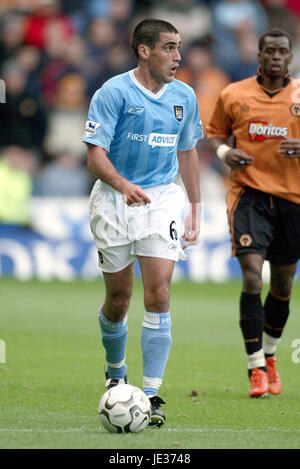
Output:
top-left (228, 186), bottom-right (300, 264)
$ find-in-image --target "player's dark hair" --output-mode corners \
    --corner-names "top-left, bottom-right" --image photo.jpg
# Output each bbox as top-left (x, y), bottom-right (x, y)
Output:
top-left (258, 28), bottom-right (293, 52)
top-left (131, 19), bottom-right (178, 59)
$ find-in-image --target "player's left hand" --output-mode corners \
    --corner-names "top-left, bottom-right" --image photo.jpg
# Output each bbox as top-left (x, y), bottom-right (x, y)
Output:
top-left (182, 204), bottom-right (201, 250)
top-left (279, 138), bottom-right (300, 158)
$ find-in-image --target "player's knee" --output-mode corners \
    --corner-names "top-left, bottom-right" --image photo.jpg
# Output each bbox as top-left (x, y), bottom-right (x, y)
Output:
top-left (105, 291), bottom-right (131, 318)
top-left (242, 270), bottom-right (263, 294)
top-left (271, 279), bottom-right (293, 299)
top-left (144, 283), bottom-right (170, 312)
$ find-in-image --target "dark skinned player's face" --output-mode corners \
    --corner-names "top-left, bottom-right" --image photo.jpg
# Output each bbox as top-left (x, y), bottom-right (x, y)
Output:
top-left (257, 36), bottom-right (293, 80)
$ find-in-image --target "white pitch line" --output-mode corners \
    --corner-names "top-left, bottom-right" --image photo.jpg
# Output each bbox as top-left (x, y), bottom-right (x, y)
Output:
top-left (163, 428), bottom-right (300, 433)
top-left (0, 427), bottom-right (299, 434)
top-left (0, 428), bottom-right (103, 433)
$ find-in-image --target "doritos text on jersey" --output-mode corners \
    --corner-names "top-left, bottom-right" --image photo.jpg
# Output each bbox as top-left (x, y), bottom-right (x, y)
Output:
top-left (248, 121), bottom-right (288, 141)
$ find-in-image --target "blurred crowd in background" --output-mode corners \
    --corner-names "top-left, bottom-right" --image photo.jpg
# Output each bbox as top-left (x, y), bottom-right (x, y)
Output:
top-left (1, 0), bottom-right (300, 225)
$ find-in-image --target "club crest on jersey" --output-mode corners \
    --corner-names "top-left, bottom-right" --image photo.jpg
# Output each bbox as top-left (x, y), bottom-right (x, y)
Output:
top-left (85, 120), bottom-right (101, 136)
top-left (248, 121), bottom-right (288, 141)
top-left (290, 103), bottom-right (300, 117)
top-left (173, 105), bottom-right (183, 122)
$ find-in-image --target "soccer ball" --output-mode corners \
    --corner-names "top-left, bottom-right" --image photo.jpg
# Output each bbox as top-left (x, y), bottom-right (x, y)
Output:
top-left (98, 384), bottom-right (151, 433)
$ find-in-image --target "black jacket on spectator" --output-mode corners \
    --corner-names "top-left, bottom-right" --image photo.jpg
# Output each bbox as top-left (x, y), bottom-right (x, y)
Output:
top-left (0, 91), bottom-right (47, 150)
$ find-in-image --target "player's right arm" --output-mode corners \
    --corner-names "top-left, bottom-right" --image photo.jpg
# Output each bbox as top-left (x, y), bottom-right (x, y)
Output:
top-left (206, 91), bottom-right (254, 170)
top-left (83, 84), bottom-right (151, 206)
top-left (208, 137), bottom-right (254, 170)
top-left (87, 143), bottom-right (151, 206)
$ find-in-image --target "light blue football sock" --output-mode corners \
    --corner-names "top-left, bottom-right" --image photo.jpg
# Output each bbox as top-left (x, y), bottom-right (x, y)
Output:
top-left (141, 311), bottom-right (172, 396)
top-left (98, 308), bottom-right (128, 380)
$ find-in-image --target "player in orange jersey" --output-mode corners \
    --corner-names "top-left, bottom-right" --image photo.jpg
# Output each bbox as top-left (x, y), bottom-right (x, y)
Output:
top-left (207, 28), bottom-right (300, 398)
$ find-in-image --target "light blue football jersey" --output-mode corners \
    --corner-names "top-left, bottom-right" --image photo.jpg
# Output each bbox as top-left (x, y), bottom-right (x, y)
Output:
top-left (83, 69), bottom-right (203, 188)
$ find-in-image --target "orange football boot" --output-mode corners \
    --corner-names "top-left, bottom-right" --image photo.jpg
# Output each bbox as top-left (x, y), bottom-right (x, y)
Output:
top-left (266, 357), bottom-right (282, 395)
top-left (248, 368), bottom-right (268, 397)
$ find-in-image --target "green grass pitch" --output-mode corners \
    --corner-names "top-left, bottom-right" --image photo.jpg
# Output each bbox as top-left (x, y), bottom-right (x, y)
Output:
top-left (0, 277), bottom-right (299, 449)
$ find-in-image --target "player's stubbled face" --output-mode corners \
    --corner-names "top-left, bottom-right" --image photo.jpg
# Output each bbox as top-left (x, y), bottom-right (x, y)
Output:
top-left (258, 36), bottom-right (292, 79)
top-left (148, 32), bottom-right (181, 84)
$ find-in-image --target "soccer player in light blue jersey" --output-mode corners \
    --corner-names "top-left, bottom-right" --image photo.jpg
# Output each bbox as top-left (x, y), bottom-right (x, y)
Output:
top-left (83, 19), bottom-right (203, 426)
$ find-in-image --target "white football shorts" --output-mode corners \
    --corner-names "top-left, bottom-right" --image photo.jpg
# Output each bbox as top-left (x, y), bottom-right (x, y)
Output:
top-left (88, 180), bottom-right (186, 272)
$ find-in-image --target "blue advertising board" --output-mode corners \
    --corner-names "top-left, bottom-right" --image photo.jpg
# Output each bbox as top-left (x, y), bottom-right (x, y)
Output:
top-left (0, 198), bottom-right (298, 281)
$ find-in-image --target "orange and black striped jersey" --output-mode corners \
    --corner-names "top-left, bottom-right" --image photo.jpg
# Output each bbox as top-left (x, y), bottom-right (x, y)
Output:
top-left (207, 76), bottom-right (300, 204)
